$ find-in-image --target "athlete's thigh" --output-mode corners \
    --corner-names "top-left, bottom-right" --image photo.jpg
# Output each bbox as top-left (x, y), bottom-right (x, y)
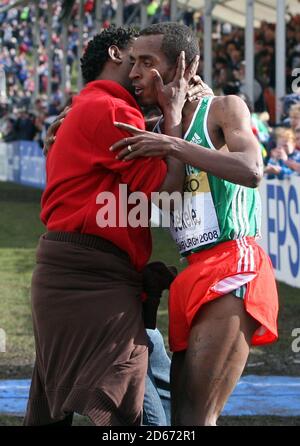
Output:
top-left (182, 294), bottom-right (259, 409)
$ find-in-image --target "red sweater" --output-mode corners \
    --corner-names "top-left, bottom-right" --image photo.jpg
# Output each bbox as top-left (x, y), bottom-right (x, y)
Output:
top-left (41, 80), bottom-right (167, 271)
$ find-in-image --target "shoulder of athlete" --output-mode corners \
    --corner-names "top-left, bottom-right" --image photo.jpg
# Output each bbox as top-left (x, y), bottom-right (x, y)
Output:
top-left (210, 95), bottom-right (251, 126)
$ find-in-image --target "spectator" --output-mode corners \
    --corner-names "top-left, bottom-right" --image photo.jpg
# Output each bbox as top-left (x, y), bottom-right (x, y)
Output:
top-left (284, 126), bottom-right (300, 174)
top-left (281, 94), bottom-right (300, 123)
top-left (147, 1), bottom-right (160, 20)
top-left (236, 92), bottom-right (269, 160)
top-left (0, 111), bottom-right (18, 142)
top-left (289, 103), bottom-right (300, 131)
top-left (234, 60), bottom-right (263, 107)
top-left (0, 2), bottom-right (300, 131)
top-left (264, 128), bottom-right (297, 179)
top-left (14, 107), bottom-right (37, 140)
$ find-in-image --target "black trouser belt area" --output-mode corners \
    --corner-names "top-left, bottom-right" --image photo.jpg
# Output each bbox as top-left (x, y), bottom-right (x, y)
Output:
top-left (44, 231), bottom-right (129, 261)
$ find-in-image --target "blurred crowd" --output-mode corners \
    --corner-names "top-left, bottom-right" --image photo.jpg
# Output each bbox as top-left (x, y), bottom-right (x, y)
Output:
top-left (0, 0), bottom-right (300, 177)
top-left (262, 103), bottom-right (300, 178)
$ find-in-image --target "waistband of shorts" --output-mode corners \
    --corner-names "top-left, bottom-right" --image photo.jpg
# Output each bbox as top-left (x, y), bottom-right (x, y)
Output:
top-left (186, 237), bottom-right (256, 265)
top-left (44, 231), bottom-right (130, 261)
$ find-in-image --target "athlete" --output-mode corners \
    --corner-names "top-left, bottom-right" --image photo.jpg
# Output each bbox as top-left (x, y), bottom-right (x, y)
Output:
top-left (110, 22), bottom-right (279, 426)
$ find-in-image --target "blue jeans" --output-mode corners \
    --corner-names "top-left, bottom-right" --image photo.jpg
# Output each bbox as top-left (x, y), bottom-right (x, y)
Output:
top-left (143, 329), bottom-right (171, 426)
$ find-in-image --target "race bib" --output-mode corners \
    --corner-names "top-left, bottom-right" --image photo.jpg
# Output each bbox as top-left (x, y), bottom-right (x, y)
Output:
top-left (169, 171), bottom-right (220, 254)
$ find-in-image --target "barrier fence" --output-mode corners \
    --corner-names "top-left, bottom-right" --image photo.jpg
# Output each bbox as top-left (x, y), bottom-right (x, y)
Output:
top-left (259, 176), bottom-right (300, 289)
top-left (0, 141), bottom-right (45, 189)
top-left (0, 141), bottom-right (299, 288)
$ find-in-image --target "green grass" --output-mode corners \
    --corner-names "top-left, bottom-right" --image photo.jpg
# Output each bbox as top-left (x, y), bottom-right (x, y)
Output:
top-left (1, 181), bottom-right (300, 379)
top-left (0, 182), bottom-right (43, 248)
top-left (0, 183), bottom-right (44, 377)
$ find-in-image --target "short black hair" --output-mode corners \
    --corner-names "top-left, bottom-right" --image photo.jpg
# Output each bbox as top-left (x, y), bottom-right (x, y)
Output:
top-left (140, 22), bottom-right (200, 66)
top-left (215, 56), bottom-right (228, 66)
top-left (80, 26), bottom-right (139, 84)
top-left (226, 40), bottom-right (238, 49)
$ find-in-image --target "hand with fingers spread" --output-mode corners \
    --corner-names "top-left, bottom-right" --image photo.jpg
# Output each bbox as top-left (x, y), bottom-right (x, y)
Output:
top-left (152, 51), bottom-right (199, 118)
top-left (43, 106), bottom-right (71, 156)
top-left (110, 122), bottom-right (180, 161)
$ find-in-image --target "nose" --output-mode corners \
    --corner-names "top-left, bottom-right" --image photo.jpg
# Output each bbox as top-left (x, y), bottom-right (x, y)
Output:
top-left (129, 63), bottom-right (140, 81)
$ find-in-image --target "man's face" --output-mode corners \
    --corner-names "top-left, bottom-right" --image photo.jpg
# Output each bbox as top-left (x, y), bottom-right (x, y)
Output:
top-left (226, 44), bottom-right (236, 55)
top-left (128, 35), bottom-right (176, 107)
top-left (118, 43), bottom-right (137, 95)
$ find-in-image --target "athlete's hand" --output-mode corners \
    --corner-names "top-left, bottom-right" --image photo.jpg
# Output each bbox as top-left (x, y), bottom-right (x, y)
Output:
top-left (110, 122), bottom-right (178, 161)
top-left (43, 106), bottom-right (71, 156)
top-left (152, 51), bottom-right (199, 115)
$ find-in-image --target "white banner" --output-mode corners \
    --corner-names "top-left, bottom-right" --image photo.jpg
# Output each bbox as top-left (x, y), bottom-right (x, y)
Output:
top-left (0, 142), bottom-right (9, 181)
top-left (0, 141), bottom-right (44, 188)
top-left (259, 176), bottom-right (300, 289)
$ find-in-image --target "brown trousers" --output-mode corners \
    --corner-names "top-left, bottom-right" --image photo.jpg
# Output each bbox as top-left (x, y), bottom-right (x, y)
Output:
top-left (24, 234), bottom-right (148, 426)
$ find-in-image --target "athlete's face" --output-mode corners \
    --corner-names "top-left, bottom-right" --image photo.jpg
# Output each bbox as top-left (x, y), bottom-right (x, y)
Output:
top-left (128, 35), bottom-right (176, 107)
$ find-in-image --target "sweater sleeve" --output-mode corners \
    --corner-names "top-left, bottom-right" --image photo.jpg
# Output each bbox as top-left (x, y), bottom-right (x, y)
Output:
top-left (92, 101), bottom-right (167, 198)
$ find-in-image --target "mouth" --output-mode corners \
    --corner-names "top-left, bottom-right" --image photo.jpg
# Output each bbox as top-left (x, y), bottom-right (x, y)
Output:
top-left (134, 87), bottom-right (144, 96)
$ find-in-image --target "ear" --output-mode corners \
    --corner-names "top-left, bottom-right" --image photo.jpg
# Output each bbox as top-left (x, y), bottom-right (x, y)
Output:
top-left (108, 45), bottom-right (122, 64)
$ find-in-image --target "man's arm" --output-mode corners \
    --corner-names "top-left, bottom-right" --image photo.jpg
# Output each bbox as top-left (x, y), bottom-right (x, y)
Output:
top-left (173, 95), bottom-right (263, 188)
top-left (43, 107), bottom-right (71, 155)
top-left (156, 75), bottom-right (212, 194)
top-left (112, 96), bottom-right (263, 188)
top-left (148, 53), bottom-right (193, 195)
top-left (156, 107), bottom-right (185, 194)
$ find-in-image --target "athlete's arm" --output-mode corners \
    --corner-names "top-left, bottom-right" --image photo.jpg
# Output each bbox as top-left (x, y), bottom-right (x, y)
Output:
top-left (168, 95), bottom-right (263, 188)
top-left (157, 110), bottom-right (185, 195)
top-left (112, 112), bottom-right (185, 197)
top-left (112, 96), bottom-right (263, 188)
top-left (214, 95), bottom-right (263, 185)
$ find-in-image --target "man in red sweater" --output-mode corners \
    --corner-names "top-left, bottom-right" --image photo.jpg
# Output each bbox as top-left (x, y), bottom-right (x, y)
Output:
top-left (24, 26), bottom-right (199, 426)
